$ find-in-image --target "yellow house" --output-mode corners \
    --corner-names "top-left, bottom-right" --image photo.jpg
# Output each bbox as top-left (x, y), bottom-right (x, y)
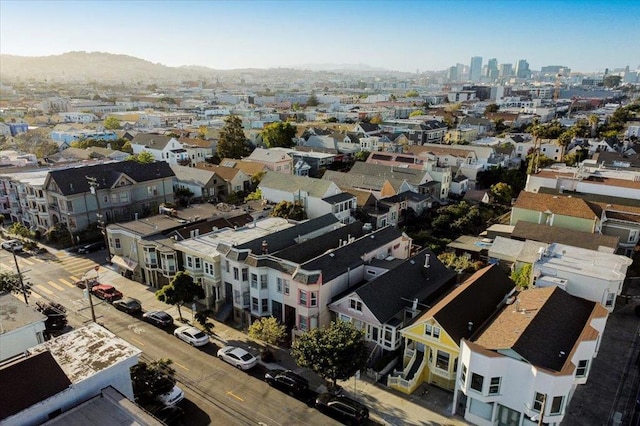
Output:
top-left (388, 264), bottom-right (516, 394)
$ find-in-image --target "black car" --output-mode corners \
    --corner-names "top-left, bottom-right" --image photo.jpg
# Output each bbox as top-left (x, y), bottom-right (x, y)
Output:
top-left (151, 405), bottom-right (184, 426)
top-left (143, 310), bottom-right (174, 328)
top-left (315, 393), bottom-right (369, 425)
top-left (112, 297), bottom-right (142, 315)
top-left (264, 369), bottom-right (309, 395)
top-left (77, 241), bottom-right (106, 254)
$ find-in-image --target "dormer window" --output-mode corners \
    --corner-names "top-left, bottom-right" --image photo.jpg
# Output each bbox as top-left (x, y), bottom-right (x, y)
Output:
top-left (349, 299), bottom-right (362, 312)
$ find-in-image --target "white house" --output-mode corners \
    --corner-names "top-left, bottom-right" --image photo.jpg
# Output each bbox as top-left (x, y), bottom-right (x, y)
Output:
top-left (532, 242), bottom-right (632, 312)
top-left (0, 295), bottom-right (47, 362)
top-left (454, 286), bottom-right (608, 426)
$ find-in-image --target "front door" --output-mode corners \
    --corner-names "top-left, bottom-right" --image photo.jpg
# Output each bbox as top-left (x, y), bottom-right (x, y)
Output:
top-left (225, 282), bottom-right (233, 303)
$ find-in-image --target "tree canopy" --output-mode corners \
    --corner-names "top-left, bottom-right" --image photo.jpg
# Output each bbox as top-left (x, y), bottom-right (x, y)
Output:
top-left (306, 93), bottom-right (319, 107)
top-left (103, 116), bottom-right (121, 130)
top-left (155, 271), bottom-right (205, 321)
top-left (490, 182), bottom-right (513, 204)
top-left (405, 90), bottom-right (420, 98)
top-left (485, 103), bottom-right (499, 113)
top-left (217, 115), bottom-right (253, 159)
top-left (409, 110), bottom-right (425, 117)
top-left (261, 122), bottom-right (296, 148)
top-left (291, 320), bottom-right (368, 386)
top-left (270, 200), bottom-right (305, 220)
top-left (130, 359), bottom-right (176, 405)
top-left (127, 150), bottom-right (155, 164)
top-left (603, 75), bottom-right (622, 88)
top-left (0, 271), bottom-right (30, 298)
top-left (248, 316), bottom-right (286, 345)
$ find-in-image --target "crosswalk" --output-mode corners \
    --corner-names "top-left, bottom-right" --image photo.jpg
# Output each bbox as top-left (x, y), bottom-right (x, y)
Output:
top-left (1, 251), bottom-right (103, 302)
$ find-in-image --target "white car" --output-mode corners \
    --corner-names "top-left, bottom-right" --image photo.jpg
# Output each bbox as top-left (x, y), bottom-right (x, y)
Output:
top-left (158, 385), bottom-right (185, 407)
top-left (217, 346), bottom-right (259, 370)
top-left (173, 326), bottom-right (209, 347)
top-left (1, 239), bottom-right (23, 252)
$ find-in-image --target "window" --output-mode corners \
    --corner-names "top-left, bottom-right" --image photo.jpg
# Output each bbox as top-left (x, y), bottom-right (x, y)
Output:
top-left (310, 292), bottom-right (318, 307)
top-left (284, 280), bottom-right (290, 295)
top-left (299, 290), bottom-right (308, 306)
top-left (425, 324), bottom-right (441, 339)
top-left (204, 262), bottom-right (214, 276)
top-left (604, 292), bottom-right (615, 308)
top-left (260, 274), bottom-right (268, 289)
top-left (119, 192), bottom-right (129, 203)
top-left (225, 260), bottom-right (230, 272)
top-left (242, 269), bottom-right (248, 282)
top-left (252, 297), bottom-right (259, 312)
top-left (433, 327), bottom-right (440, 339)
top-left (234, 290), bottom-right (240, 304)
top-left (350, 299), bottom-right (362, 311)
top-left (489, 377), bottom-right (501, 395)
top-left (114, 238), bottom-right (121, 249)
top-left (186, 256), bottom-right (193, 268)
top-left (576, 359), bottom-right (589, 377)
top-left (242, 292), bottom-right (250, 306)
top-left (533, 392), bottom-right (545, 412)
top-left (147, 185), bottom-right (158, 196)
top-left (298, 315), bottom-right (308, 331)
top-left (261, 298), bottom-right (269, 313)
top-left (630, 230), bottom-right (639, 243)
top-left (550, 396), bottom-right (564, 415)
top-left (233, 267), bottom-right (239, 280)
top-left (277, 277), bottom-right (283, 293)
top-left (194, 258), bottom-right (201, 269)
top-left (435, 350), bottom-right (450, 371)
top-left (461, 365), bottom-right (467, 385)
top-left (251, 273), bottom-right (258, 289)
top-left (111, 193), bottom-right (118, 204)
top-left (470, 373), bottom-right (484, 392)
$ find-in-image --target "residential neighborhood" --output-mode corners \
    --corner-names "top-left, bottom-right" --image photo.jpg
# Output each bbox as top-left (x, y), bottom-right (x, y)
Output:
top-left (1, 4), bottom-right (640, 425)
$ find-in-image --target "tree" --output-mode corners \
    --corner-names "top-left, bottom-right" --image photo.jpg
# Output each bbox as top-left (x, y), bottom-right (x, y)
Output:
top-left (603, 75), bottom-right (622, 88)
top-left (8, 222), bottom-right (31, 238)
top-left (405, 90), bottom-right (419, 98)
top-left (369, 114), bottom-right (383, 124)
top-left (510, 264), bottom-right (532, 288)
top-left (437, 252), bottom-right (483, 273)
top-left (485, 103), bottom-right (500, 114)
top-left (248, 316), bottom-right (286, 345)
top-left (0, 271), bottom-right (30, 297)
top-left (121, 141), bottom-right (133, 154)
top-left (129, 150), bottom-right (155, 164)
top-left (409, 110), bottom-right (425, 117)
top-left (155, 271), bottom-right (205, 321)
top-left (588, 114), bottom-right (599, 138)
top-left (490, 182), bottom-right (513, 204)
top-left (104, 116), bottom-right (121, 130)
top-left (174, 187), bottom-right (194, 207)
top-left (291, 320), bottom-right (367, 388)
top-left (354, 150), bottom-right (370, 162)
top-left (261, 122), bottom-right (296, 148)
top-left (216, 115), bottom-right (253, 159)
top-left (244, 188), bottom-right (262, 202)
top-left (270, 200), bottom-right (305, 220)
top-left (306, 92), bottom-right (319, 107)
top-left (130, 359), bottom-right (176, 405)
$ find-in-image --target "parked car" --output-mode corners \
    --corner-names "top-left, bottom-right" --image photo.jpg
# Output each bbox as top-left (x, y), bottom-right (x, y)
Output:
top-left (174, 326), bottom-right (209, 347)
top-left (264, 369), bottom-right (309, 395)
top-left (315, 393), bottom-right (369, 425)
top-left (1, 239), bottom-right (23, 252)
top-left (158, 385), bottom-right (185, 407)
top-left (143, 310), bottom-right (173, 328)
top-left (217, 346), bottom-right (259, 370)
top-left (77, 241), bottom-right (106, 254)
top-left (113, 297), bottom-right (142, 315)
top-left (91, 284), bottom-right (123, 302)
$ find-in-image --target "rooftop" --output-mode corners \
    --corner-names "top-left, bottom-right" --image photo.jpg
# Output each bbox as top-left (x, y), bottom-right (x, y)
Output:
top-left (0, 294), bottom-right (47, 333)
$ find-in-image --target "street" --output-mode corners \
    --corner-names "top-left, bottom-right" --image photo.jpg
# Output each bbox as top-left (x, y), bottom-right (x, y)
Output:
top-left (1, 247), bottom-right (340, 426)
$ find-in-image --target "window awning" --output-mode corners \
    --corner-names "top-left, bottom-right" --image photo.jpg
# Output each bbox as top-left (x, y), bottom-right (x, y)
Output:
top-left (111, 255), bottom-right (138, 271)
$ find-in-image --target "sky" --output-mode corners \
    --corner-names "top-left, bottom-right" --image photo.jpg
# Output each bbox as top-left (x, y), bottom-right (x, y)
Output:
top-left (1, 0), bottom-right (639, 73)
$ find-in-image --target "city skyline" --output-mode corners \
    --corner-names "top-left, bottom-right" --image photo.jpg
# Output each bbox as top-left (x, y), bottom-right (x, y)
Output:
top-left (1, 0), bottom-right (639, 74)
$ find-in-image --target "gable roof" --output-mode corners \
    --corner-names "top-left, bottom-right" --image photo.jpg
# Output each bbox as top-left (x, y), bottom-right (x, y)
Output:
top-left (247, 147), bottom-right (292, 163)
top-left (193, 163), bottom-right (242, 181)
top-left (355, 249), bottom-right (457, 324)
top-left (0, 351), bottom-right (72, 419)
top-left (474, 286), bottom-right (605, 372)
top-left (219, 158), bottom-right (268, 176)
top-left (130, 133), bottom-right (173, 149)
top-left (47, 161), bottom-right (175, 196)
top-left (411, 264), bottom-right (515, 344)
top-left (511, 221), bottom-right (619, 251)
top-left (259, 171), bottom-right (337, 198)
top-left (349, 161), bottom-right (429, 186)
top-left (171, 164), bottom-right (217, 186)
top-left (356, 122), bottom-right (380, 133)
top-left (512, 191), bottom-right (599, 220)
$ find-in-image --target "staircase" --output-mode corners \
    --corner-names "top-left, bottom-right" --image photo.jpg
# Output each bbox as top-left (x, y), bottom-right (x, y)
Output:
top-left (214, 302), bottom-right (233, 322)
top-left (405, 350), bottom-right (424, 380)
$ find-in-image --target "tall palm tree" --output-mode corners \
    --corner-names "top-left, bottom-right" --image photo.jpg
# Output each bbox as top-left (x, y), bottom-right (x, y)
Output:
top-left (588, 114), bottom-right (599, 138)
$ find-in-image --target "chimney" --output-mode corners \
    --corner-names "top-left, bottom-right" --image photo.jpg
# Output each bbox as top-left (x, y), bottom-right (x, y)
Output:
top-left (261, 240), bottom-right (269, 255)
top-left (135, 213), bottom-right (139, 220)
top-left (412, 298), bottom-right (418, 312)
top-left (424, 254), bottom-right (430, 268)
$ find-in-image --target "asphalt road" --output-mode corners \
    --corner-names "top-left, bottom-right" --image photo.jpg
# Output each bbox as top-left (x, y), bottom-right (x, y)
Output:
top-left (1, 247), bottom-right (340, 426)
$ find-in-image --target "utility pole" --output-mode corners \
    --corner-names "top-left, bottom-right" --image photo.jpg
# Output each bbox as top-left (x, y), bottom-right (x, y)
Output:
top-left (84, 265), bottom-right (99, 323)
top-left (86, 176), bottom-right (111, 262)
top-left (12, 248), bottom-right (28, 304)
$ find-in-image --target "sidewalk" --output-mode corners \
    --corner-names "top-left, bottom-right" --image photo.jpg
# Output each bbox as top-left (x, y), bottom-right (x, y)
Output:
top-left (90, 261), bottom-right (469, 425)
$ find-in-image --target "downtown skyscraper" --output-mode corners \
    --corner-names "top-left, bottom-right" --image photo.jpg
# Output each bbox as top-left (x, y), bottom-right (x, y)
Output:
top-left (469, 56), bottom-right (482, 82)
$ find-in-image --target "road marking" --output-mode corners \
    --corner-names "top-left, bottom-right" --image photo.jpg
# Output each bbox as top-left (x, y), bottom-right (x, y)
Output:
top-left (130, 337), bottom-right (145, 347)
top-left (58, 278), bottom-right (74, 288)
top-left (127, 324), bottom-right (145, 335)
top-left (69, 275), bottom-right (79, 282)
top-left (226, 391), bottom-right (244, 402)
top-left (35, 284), bottom-right (54, 295)
top-left (20, 258), bottom-right (33, 265)
top-left (47, 281), bottom-right (65, 291)
top-left (174, 361), bottom-right (189, 371)
top-left (30, 292), bottom-right (42, 299)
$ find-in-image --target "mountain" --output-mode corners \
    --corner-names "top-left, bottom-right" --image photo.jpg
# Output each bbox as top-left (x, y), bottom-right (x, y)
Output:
top-left (288, 63), bottom-right (389, 72)
top-left (0, 51), bottom-right (219, 83)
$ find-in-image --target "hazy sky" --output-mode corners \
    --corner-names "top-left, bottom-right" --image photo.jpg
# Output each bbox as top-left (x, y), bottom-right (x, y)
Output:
top-left (1, 0), bottom-right (639, 73)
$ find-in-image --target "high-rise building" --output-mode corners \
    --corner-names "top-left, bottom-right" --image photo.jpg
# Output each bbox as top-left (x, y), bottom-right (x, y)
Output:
top-left (448, 66), bottom-right (458, 82)
top-left (469, 56), bottom-right (483, 82)
top-left (515, 59), bottom-right (531, 79)
top-left (487, 58), bottom-right (499, 81)
top-left (499, 63), bottom-right (513, 79)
